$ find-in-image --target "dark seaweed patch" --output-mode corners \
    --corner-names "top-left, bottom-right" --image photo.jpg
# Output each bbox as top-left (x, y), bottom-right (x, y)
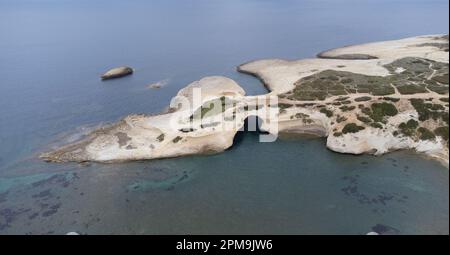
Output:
top-left (31, 173), bottom-right (77, 189)
top-left (28, 212), bottom-right (39, 220)
top-left (32, 189), bottom-right (52, 199)
top-left (0, 207), bottom-right (31, 230)
top-left (341, 174), bottom-right (409, 208)
top-left (41, 203), bottom-right (61, 217)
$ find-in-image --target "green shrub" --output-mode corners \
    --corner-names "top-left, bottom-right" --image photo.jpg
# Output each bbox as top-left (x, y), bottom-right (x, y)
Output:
top-left (399, 119), bottom-right (419, 137)
top-left (361, 107), bottom-right (372, 116)
top-left (295, 113), bottom-right (310, 119)
top-left (191, 96), bottom-right (234, 120)
top-left (156, 134), bottom-right (165, 142)
top-left (366, 102), bottom-right (398, 122)
top-left (407, 119), bottom-right (419, 128)
top-left (172, 136), bottom-right (183, 143)
top-left (341, 78), bottom-right (353, 84)
top-left (278, 103), bottom-right (293, 110)
top-left (335, 97), bottom-right (350, 101)
top-left (357, 115), bottom-right (372, 123)
top-left (328, 75), bottom-right (340, 81)
top-left (333, 132), bottom-right (343, 137)
top-left (354, 96), bottom-right (372, 102)
top-left (441, 113), bottom-right (449, 125)
top-left (432, 73), bottom-right (449, 84)
top-left (434, 126), bottom-right (449, 141)
top-left (320, 108), bottom-right (333, 117)
top-left (370, 122), bottom-right (383, 129)
top-left (383, 97), bottom-right (400, 102)
top-left (428, 104), bottom-right (445, 111)
top-left (418, 127), bottom-right (436, 140)
top-left (411, 99), bottom-right (431, 121)
top-left (342, 123), bottom-right (365, 134)
top-left (396, 84), bottom-right (428, 94)
top-left (340, 105), bottom-right (356, 112)
top-left (336, 115), bottom-right (347, 123)
top-left (410, 98), bottom-right (449, 124)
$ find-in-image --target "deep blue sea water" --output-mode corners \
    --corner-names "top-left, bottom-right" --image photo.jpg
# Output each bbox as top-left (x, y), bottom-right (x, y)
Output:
top-left (0, 0), bottom-right (448, 234)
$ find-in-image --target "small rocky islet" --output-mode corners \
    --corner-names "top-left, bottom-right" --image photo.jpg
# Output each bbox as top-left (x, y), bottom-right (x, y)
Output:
top-left (41, 34), bottom-right (449, 166)
top-left (101, 66), bottom-right (133, 80)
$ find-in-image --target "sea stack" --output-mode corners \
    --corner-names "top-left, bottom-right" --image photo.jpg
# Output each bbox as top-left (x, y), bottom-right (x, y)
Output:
top-left (101, 66), bottom-right (133, 80)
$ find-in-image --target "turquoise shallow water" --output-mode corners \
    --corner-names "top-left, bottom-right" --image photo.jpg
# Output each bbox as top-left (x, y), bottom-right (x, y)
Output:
top-left (0, 0), bottom-right (448, 234)
top-left (0, 134), bottom-right (448, 234)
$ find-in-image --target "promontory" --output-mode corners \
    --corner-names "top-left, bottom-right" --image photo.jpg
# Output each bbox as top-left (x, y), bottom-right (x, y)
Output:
top-left (41, 35), bottom-right (449, 166)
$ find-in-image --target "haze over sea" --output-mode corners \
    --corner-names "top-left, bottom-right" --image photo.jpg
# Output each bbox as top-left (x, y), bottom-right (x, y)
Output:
top-left (0, 0), bottom-right (448, 234)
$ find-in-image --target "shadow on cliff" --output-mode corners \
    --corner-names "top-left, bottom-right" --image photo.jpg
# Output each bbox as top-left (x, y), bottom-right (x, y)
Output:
top-left (229, 115), bottom-right (270, 151)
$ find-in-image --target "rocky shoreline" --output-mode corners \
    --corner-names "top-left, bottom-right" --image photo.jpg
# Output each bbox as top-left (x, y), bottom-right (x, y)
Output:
top-left (41, 35), bottom-right (449, 167)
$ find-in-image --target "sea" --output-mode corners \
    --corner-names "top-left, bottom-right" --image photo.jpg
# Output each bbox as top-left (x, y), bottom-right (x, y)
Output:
top-left (0, 0), bottom-right (448, 234)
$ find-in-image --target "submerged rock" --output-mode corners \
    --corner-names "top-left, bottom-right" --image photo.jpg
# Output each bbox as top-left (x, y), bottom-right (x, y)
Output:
top-left (147, 79), bottom-right (169, 89)
top-left (101, 66), bottom-right (133, 80)
top-left (148, 83), bottom-right (161, 89)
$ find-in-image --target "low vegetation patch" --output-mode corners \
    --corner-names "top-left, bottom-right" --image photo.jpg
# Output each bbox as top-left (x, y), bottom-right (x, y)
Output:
top-left (362, 102), bottom-right (398, 123)
top-left (370, 122), bottom-right (383, 129)
top-left (399, 119), bottom-right (419, 137)
top-left (354, 96), bottom-right (372, 102)
top-left (410, 99), bottom-right (449, 124)
top-left (431, 73), bottom-right (449, 84)
top-left (156, 134), bottom-right (165, 142)
top-left (278, 103), bottom-right (293, 110)
top-left (335, 97), bottom-right (350, 101)
top-left (172, 136), bottom-right (183, 143)
top-left (285, 57), bottom-right (448, 100)
top-left (357, 115), bottom-right (372, 124)
top-left (191, 96), bottom-right (237, 120)
top-left (336, 115), bottom-right (347, 123)
top-left (339, 105), bottom-right (356, 112)
top-left (383, 97), bottom-right (400, 102)
top-left (284, 70), bottom-right (395, 101)
top-left (434, 126), bottom-right (449, 141)
top-left (418, 127), bottom-right (436, 140)
top-left (320, 108), bottom-right (333, 117)
top-left (385, 57), bottom-right (449, 95)
top-left (396, 84), bottom-right (428, 94)
top-left (342, 123), bottom-right (365, 134)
